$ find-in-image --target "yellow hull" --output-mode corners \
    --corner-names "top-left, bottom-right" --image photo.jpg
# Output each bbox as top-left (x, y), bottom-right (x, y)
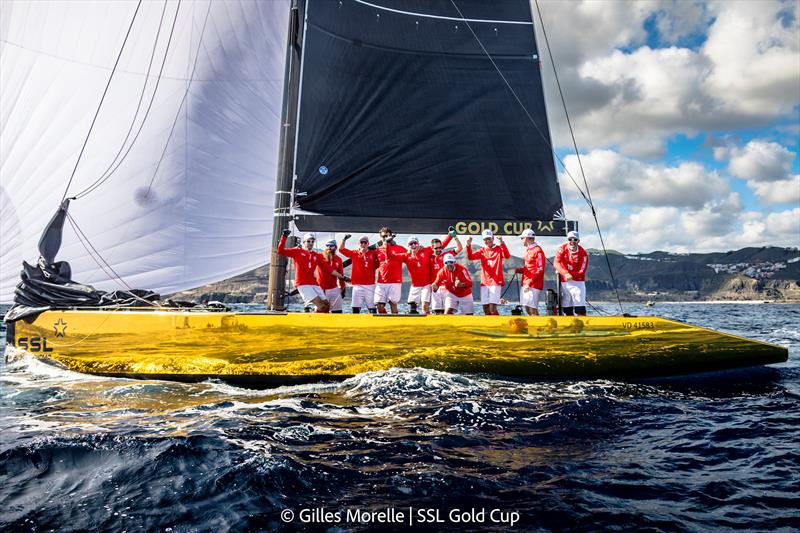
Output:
top-left (6, 310), bottom-right (788, 385)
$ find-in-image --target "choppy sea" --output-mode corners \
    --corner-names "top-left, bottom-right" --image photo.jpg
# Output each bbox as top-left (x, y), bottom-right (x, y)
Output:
top-left (1, 303), bottom-right (798, 532)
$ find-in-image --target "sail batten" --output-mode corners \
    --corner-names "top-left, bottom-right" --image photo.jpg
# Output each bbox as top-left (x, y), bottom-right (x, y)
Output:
top-left (292, 0), bottom-right (564, 233)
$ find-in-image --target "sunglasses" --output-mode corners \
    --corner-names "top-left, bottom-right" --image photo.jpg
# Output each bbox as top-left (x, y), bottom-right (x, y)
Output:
top-left (304, 239), bottom-right (315, 243)
top-left (568, 238), bottom-right (579, 242)
top-left (359, 240), bottom-right (368, 244)
top-left (409, 242), bottom-right (419, 246)
top-left (325, 244), bottom-right (336, 248)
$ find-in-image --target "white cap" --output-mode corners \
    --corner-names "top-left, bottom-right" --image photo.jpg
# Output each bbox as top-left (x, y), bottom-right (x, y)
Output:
top-left (443, 253), bottom-right (456, 264)
top-left (481, 229), bottom-right (494, 239)
top-left (407, 235), bottom-right (419, 244)
top-left (519, 228), bottom-right (536, 239)
top-left (567, 230), bottom-right (580, 241)
top-left (358, 235), bottom-right (370, 243)
top-left (302, 233), bottom-right (316, 242)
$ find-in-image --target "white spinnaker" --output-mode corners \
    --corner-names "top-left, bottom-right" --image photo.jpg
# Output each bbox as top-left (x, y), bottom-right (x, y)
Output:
top-left (0, 0), bottom-right (288, 302)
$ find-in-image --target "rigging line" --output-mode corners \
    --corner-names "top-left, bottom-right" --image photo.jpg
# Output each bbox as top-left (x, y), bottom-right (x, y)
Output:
top-left (61, 0), bottom-right (143, 203)
top-left (74, 0), bottom-right (171, 197)
top-left (75, 0), bottom-right (184, 200)
top-left (65, 212), bottom-right (131, 290)
top-left (66, 213), bottom-right (159, 307)
top-left (140, 0), bottom-right (212, 197)
top-left (533, 0), bottom-right (623, 314)
top-left (448, 0), bottom-right (592, 207)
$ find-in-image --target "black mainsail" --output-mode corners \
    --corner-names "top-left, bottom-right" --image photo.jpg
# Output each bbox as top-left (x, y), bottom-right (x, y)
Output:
top-left (292, 0), bottom-right (568, 232)
top-left (268, 0), bottom-right (574, 309)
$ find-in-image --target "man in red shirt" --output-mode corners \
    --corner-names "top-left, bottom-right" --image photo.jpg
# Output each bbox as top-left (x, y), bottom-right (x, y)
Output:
top-left (431, 253), bottom-right (474, 314)
top-left (553, 230), bottom-right (588, 316)
top-left (339, 234), bottom-right (380, 314)
top-left (375, 227), bottom-right (406, 314)
top-left (387, 229), bottom-right (459, 314)
top-left (429, 230), bottom-right (463, 314)
top-left (514, 229), bottom-right (546, 316)
top-left (466, 229), bottom-right (510, 315)
top-left (317, 239), bottom-right (346, 313)
top-left (278, 230), bottom-right (346, 313)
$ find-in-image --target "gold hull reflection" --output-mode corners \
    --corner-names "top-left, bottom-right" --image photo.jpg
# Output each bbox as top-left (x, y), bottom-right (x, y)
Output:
top-left (7, 311), bottom-right (788, 384)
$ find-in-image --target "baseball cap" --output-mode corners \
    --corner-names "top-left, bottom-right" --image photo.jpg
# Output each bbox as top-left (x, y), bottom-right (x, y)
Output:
top-left (519, 228), bottom-right (536, 239)
top-left (567, 230), bottom-right (580, 241)
top-left (303, 233), bottom-right (315, 242)
top-left (407, 236), bottom-right (419, 245)
top-left (443, 253), bottom-right (456, 264)
top-left (481, 229), bottom-right (494, 239)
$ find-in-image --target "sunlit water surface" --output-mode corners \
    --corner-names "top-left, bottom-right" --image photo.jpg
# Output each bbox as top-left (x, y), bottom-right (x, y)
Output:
top-left (2, 303), bottom-right (798, 531)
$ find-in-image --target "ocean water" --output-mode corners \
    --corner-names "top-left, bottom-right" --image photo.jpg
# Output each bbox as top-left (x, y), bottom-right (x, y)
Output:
top-left (1, 303), bottom-right (798, 532)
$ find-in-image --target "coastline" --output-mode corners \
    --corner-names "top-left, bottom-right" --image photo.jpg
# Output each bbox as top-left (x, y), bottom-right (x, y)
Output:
top-left (591, 299), bottom-right (800, 305)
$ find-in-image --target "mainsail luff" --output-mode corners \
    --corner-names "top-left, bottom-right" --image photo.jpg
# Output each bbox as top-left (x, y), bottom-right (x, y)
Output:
top-left (268, 0), bottom-right (304, 312)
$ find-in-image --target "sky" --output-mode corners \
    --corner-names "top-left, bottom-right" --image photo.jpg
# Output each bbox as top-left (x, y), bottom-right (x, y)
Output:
top-left (530, 0), bottom-right (800, 255)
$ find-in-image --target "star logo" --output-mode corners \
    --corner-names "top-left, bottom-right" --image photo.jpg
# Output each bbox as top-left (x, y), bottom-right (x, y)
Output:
top-left (537, 220), bottom-right (555, 232)
top-left (53, 318), bottom-right (67, 337)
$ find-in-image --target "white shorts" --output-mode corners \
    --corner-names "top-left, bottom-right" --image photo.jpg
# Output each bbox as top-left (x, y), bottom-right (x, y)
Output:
top-left (324, 287), bottom-right (343, 312)
top-left (375, 282), bottom-right (402, 305)
top-left (297, 284), bottom-right (325, 306)
top-left (560, 281), bottom-right (586, 307)
top-left (480, 285), bottom-right (502, 305)
top-left (407, 285), bottom-right (432, 306)
top-left (445, 293), bottom-right (474, 314)
top-left (521, 287), bottom-right (542, 308)
top-left (351, 284), bottom-right (375, 309)
top-left (431, 287), bottom-right (449, 310)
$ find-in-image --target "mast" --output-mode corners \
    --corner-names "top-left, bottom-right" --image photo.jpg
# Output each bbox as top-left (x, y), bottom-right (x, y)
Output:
top-left (267, 0), bottom-right (304, 311)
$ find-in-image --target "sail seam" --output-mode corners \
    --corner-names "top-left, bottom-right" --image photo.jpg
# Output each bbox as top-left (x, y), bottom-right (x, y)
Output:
top-left (354, 0), bottom-right (533, 25)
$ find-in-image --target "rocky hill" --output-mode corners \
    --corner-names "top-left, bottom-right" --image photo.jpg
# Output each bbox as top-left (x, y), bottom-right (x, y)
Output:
top-left (170, 246), bottom-right (800, 303)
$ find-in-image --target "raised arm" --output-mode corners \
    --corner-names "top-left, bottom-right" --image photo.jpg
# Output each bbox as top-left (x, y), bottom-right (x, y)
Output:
top-left (465, 237), bottom-right (478, 260)
top-left (499, 238), bottom-right (510, 259)
top-left (277, 233), bottom-right (299, 259)
top-left (452, 236), bottom-right (463, 257)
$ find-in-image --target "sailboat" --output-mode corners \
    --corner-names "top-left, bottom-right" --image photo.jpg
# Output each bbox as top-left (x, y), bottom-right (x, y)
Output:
top-left (2, 0), bottom-right (787, 386)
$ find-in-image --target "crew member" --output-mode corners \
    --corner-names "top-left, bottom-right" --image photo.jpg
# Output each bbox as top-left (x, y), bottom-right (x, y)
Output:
top-left (278, 230), bottom-right (346, 313)
top-left (515, 229), bottom-right (546, 316)
top-left (431, 253), bottom-right (474, 315)
top-left (429, 231), bottom-right (463, 314)
top-left (317, 239), bottom-right (346, 313)
top-left (388, 228), bottom-right (458, 314)
top-left (339, 234), bottom-right (380, 314)
top-left (465, 229), bottom-right (510, 315)
top-left (554, 230), bottom-right (588, 316)
top-left (375, 227), bottom-right (406, 314)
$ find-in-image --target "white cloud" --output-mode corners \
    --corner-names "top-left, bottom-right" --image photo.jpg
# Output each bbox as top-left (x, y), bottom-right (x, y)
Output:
top-left (560, 150), bottom-right (729, 209)
top-left (559, 202), bottom-right (798, 254)
top-left (726, 140), bottom-right (795, 181)
top-left (737, 208), bottom-right (800, 247)
top-left (749, 175), bottom-right (800, 204)
top-left (537, 0), bottom-right (800, 156)
top-left (715, 139), bottom-right (799, 204)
